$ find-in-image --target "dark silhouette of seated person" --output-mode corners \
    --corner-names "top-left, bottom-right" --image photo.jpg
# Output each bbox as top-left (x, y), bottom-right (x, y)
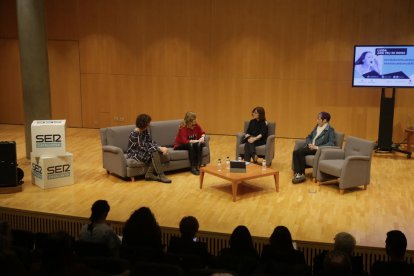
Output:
top-left (313, 232), bottom-right (368, 276)
top-left (78, 199), bottom-right (121, 257)
top-left (167, 216), bottom-right (211, 269)
top-left (259, 225), bottom-right (309, 275)
top-left (216, 225), bottom-right (259, 276)
top-left (121, 207), bottom-right (164, 262)
top-left (320, 250), bottom-right (352, 276)
top-left (0, 220), bottom-right (27, 275)
top-left (371, 230), bottom-right (414, 276)
top-left (29, 231), bottom-right (92, 276)
top-left (313, 232), bottom-right (366, 276)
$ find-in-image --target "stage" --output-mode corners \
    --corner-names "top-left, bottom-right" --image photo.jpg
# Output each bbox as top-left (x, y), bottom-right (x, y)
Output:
top-left (0, 124), bottom-right (413, 250)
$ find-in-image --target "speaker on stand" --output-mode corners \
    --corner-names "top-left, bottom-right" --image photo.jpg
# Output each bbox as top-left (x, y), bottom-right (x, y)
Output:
top-left (0, 141), bottom-right (22, 193)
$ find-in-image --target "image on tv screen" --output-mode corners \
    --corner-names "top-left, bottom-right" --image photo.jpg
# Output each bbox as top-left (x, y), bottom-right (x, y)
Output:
top-left (352, 45), bottom-right (414, 88)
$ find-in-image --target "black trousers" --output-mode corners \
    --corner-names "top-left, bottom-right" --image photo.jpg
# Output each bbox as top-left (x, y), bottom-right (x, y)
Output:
top-left (292, 146), bottom-right (317, 174)
top-left (244, 140), bottom-right (265, 162)
top-left (175, 143), bottom-right (204, 167)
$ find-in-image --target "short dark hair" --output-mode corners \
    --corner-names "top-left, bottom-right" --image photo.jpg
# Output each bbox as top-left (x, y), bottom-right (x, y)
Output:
top-left (252, 106), bottom-right (266, 121)
top-left (319, 111), bottom-right (331, 122)
top-left (135, 114), bottom-right (152, 129)
top-left (179, 216), bottom-right (199, 238)
top-left (386, 230), bottom-right (407, 258)
top-left (90, 200), bottom-right (110, 222)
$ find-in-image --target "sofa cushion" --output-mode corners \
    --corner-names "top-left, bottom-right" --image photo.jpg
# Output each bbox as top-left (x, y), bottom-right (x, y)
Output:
top-left (150, 120), bottom-right (181, 147)
top-left (107, 125), bottom-right (135, 152)
top-left (126, 158), bottom-right (144, 168)
top-left (168, 149), bottom-right (189, 161)
top-left (318, 159), bottom-right (344, 177)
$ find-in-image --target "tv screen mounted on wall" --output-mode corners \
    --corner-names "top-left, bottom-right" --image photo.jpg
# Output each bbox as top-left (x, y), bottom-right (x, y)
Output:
top-left (352, 45), bottom-right (414, 88)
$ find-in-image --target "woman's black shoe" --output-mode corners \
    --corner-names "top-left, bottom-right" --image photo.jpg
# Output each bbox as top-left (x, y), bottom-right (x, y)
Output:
top-left (191, 168), bottom-right (200, 175)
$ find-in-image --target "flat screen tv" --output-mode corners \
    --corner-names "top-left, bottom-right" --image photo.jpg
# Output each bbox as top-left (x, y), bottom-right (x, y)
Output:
top-left (352, 45), bottom-right (414, 88)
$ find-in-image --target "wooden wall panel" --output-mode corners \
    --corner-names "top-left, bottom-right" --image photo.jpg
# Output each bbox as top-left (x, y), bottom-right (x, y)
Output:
top-left (2, 0), bottom-right (414, 142)
top-left (0, 0), bottom-right (18, 38)
top-left (0, 39), bottom-right (23, 124)
top-left (46, 0), bottom-right (79, 40)
top-left (49, 41), bottom-right (82, 127)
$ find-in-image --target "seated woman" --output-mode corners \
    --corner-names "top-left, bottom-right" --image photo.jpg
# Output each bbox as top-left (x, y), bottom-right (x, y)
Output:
top-left (292, 111), bottom-right (336, 184)
top-left (79, 200), bottom-right (121, 256)
top-left (121, 207), bottom-right (164, 262)
top-left (174, 112), bottom-right (206, 175)
top-left (258, 226), bottom-right (307, 274)
top-left (216, 225), bottom-right (259, 275)
top-left (167, 216), bottom-right (211, 267)
top-left (127, 113), bottom-right (171, 184)
top-left (242, 107), bottom-right (268, 163)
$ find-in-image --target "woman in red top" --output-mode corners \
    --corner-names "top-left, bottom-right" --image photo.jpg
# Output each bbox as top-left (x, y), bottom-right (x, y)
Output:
top-left (174, 112), bottom-right (206, 175)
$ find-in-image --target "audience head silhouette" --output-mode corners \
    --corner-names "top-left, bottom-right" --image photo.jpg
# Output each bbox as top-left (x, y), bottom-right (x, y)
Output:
top-left (123, 206), bottom-right (161, 247)
top-left (270, 225), bottom-right (295, 251)
top-left (179, 216), bottom-right (199, 239)
top-left (322, 250), bottom-right (352, 276)
top-left (90, 200), bottom-right (110, 222)
top-left (229, 225), bottom-right (254, 251)
top-left (385, 230), bottom-right (407, 260)
top-left (333, 232), bottom-right (356, 255)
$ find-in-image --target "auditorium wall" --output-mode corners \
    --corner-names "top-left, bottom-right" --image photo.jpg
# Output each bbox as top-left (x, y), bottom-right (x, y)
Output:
top-left (1, 0), bottom-right (414, 142)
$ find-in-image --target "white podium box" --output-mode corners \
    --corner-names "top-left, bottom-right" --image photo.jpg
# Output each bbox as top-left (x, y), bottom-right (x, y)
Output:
top-left (31, 120), bottom-right (66, 157)
top-left (31, 152), bottom-right (74, 189)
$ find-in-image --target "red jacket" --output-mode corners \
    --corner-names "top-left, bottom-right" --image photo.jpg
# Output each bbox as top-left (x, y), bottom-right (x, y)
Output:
top-left (174, 124), bottom-right (205, 149)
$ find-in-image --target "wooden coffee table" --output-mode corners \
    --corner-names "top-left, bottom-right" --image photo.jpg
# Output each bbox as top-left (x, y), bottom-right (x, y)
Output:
top-left (200, 163), bottom-right (279, 202)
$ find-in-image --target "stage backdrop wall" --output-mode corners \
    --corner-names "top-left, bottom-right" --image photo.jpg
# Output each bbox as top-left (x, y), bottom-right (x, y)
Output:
top-left (1, 0), bottom-right (414, 142)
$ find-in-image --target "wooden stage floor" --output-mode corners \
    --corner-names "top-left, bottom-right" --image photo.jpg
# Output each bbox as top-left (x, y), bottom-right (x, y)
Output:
top-left (1, 124), bottom-right (413, 249)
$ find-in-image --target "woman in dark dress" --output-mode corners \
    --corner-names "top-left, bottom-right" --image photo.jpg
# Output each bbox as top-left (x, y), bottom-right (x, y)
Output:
top-left (242, 106), bottom-right (268, 163)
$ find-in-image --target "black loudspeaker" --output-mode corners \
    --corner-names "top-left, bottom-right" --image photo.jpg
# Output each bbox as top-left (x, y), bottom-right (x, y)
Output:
top-left (0, 141), bottom-right (17, 163)
top-left (0, 141), bottom-right (18, 187)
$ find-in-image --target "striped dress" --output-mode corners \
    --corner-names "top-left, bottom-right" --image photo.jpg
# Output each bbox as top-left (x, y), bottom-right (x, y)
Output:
top-left (127, 129), bottom-right (159, 164)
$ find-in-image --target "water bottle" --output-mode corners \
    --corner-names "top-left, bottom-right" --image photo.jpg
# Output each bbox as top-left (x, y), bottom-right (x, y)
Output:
top-left (226, 156), bottom-right (230, 170)
top-left (217, 159), bottom-right (222, 171)
top-left (262, 160), bottom-right (267, 171)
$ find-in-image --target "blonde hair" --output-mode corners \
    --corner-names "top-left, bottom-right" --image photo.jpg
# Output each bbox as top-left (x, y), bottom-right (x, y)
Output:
top-left (181, 112), bottom-right (197, 128)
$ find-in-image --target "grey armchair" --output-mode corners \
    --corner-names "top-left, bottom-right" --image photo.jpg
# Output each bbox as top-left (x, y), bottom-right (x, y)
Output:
top-left (316, 136), bottom-right (375, 193)
top-left (292, 131), bottom-right (345, 180)
top-left (236, 121), bottom-right (276, 166)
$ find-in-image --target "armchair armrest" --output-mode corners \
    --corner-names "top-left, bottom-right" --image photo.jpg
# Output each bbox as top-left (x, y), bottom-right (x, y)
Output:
top-left (235, 132), bottom-right (246, 159)
top-left (102, 145), bottom-right (124, 154)
top-left (313, 146), bottom-right (341, 166)
top-left (294, 139), bottom-right (306, 151)
top-left (340, 155), bottom-right (372, 188)
top-left (266, 134), bottom-right (275, 145)
top-left (204, 135), bottom-right (210, 149)
top-left (319, 148), bottom-right (345, 160)
top-left (236, 132), bottom-right (245, 144)
top-left (265, 134), bottom-right (276, 164)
